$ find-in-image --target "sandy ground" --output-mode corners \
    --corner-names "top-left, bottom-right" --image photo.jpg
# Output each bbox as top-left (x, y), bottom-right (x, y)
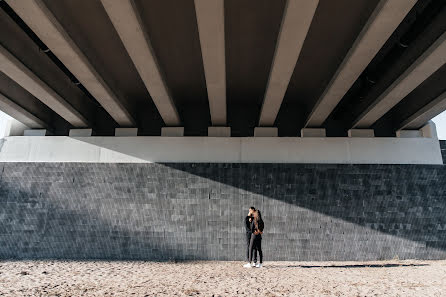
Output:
top-left (0, 260), bottom-right (445, 296)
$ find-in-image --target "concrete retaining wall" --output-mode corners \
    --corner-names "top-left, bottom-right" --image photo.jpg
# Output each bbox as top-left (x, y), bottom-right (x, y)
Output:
top-left (0, 162), bottom-right (445, 261)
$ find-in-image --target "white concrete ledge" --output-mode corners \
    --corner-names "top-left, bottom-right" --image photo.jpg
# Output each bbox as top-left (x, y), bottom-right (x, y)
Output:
top-left (115, 128), bottom-right (138, 137)
top-left (348, 129), bottom-right (375, 138)
top-left (208, 127), bottom-right (230, 137)
top-left (301, 128), bottom-right (326, 137)
top-left (69, 129), bottom-right (92, 137)
top-left (23, 129), bottom-right (47, 136)
top-left (254, 127), bottom-right (278, 137)
top-left (0, 136), bottom-right (442, 164)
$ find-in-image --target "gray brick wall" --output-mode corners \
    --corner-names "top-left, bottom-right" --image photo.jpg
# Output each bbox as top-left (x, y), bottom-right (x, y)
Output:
top-left (441, 140), bottom-right (446, 164)
top-left (0, 162), bottom-right (445, 261)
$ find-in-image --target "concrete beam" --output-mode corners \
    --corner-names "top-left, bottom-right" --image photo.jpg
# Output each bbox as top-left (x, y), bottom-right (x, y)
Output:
top-left (208, 127), bottom-right (230, 137)
top-left (0, 44), bottom-right (88, 127)
top-left (258, 0), bottom-right (319, 126)
top-left (0, 92), bottom-right (48, 129)
top-left (194, 0), bottom-right (226, 126)
top-left (7, 0), bottom-right (135, 127)
top-left (115, 128), bottom-right (138, 136)
top-left (305, 0), bottom-right (417, 127)
top-left (301, 128), bottom-right (326, 137)
top-left (398, 91), bottom-right (446, 130)
top-left (161, 127), bottom-right (184, 137)
top-left (254, 127), bottom-right (278, 137)
top-left (100, 0), bottom-right (180, 126)
top-left (353, 32), bottom-right (446, 128)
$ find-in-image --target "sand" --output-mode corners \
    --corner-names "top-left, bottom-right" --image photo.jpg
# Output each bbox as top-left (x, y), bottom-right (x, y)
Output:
top-left (0, 259), bottom-right (445, 296)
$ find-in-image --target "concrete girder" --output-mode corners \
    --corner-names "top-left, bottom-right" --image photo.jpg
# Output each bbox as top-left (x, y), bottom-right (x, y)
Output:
top-left (258, 0), bottom-right (319, 126)
top-left (194, 0), bottom-right (226, 126)
top-left (305, 0), bottom-right (417, 127)
top-left (0, 92), bottom-right (48, 129)
top-left (398, 91), bottom-right (446, 130)
top-left (100, 0), bottom-right (181, 126)
top-left (0, 44), bottom-right (88, 127)
top-left (353, 32), bottom-right (446, 128)
top-left (7, 0), bottom-right (136, 127)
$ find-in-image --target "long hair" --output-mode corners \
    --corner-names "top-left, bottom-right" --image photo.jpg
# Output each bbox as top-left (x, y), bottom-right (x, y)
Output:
top-left (253, 210), bottom-right (263, 230)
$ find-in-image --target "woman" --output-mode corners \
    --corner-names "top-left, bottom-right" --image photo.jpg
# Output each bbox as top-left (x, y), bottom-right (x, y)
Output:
top-left (244, 210), bottom-right (264, 268)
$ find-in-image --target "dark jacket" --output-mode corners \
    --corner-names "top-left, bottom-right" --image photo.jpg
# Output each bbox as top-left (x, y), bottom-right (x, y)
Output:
top-left (245, 216), bottom-right (253, 233)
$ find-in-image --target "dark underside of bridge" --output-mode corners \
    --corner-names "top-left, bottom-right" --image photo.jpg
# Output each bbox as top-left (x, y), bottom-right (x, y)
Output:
top-left (0, 0), bottom-right (445, 137)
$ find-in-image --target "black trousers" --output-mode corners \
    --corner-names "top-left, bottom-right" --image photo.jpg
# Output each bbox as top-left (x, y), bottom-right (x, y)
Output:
top-left (246, 232), bottom-right (257, 262)
top-left (248, 233), bottom-right (262, 263)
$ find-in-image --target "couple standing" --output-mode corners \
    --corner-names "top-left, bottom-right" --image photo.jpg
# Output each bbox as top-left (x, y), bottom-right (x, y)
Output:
top-left (243, 207), bottom-right (264, 268)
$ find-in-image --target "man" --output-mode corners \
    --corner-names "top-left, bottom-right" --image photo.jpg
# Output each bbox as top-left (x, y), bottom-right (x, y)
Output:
top-left (244, 207), bottom-right (256, 265)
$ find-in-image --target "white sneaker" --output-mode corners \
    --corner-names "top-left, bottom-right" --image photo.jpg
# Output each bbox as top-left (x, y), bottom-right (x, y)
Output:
top-left (243, 263), bottom-right (253, 268)
top-left (255, 263), bottom-right (263, 268)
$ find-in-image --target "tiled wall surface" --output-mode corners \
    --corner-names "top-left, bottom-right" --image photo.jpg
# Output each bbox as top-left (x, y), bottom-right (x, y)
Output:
top-left (441, 140), bottom-right (446, 164)
top-left (0, 162), bottom-right (445, 261)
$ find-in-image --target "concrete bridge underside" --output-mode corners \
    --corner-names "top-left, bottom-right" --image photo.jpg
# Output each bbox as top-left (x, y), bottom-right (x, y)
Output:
top-left (0, 0), bottom-right (444, 137)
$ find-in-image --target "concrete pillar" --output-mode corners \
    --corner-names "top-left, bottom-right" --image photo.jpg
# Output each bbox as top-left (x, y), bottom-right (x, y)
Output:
top-left (115, 128), bottom-right (138, 136)
top-left (24, 129), bottom-right (47, 136)
top-left (69, 129), bottom-right (92, 137)
top-left (208, 127), bottom-right (230, 137)
top-left (348, 129), bottom-right (375, 137)
top-left (254, 127), bottom-right (278, 137)
top-left (301, 128), bottom-right (326, 137)
top-left (161, 127), bottom-right (184, 137)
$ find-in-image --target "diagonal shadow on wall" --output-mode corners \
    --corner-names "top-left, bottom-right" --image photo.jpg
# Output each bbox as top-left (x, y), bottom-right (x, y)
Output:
top-left (0, 159), bottom-right (445, 261)
top-left (161, 162), bottom-right (446, 260)
top-left (0, 162), bottom-right (202, 261)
